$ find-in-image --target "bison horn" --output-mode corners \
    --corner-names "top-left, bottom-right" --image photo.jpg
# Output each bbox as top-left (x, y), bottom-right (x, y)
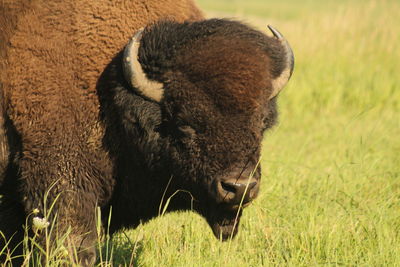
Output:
top-left (267, 25), bottom-right (295, 99)
top-left (123, 29), bottom-right (164, 102)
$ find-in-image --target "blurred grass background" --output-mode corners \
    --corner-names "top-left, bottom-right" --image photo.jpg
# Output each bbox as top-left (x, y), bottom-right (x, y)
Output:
top-left (112, 0), bottom-right (400, 265)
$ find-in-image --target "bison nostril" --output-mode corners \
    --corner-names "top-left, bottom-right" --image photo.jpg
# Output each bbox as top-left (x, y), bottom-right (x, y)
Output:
top-left (221, 181), bottom-right (257, 192)
top-left (248, 181), bottom-right (257, 190)
top-left (219, 181), bottom-right (258, 205)
top-left (221, 181), bottom-right (238, 194)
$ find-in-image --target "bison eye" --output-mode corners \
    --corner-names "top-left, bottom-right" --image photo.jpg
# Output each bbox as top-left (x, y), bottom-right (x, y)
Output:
top-left (155, 121), bottom-right (195, 139)
top-left (178, 125), bottom-right (196, 138)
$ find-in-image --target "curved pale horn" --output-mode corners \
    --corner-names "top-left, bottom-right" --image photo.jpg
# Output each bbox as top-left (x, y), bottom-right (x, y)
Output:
top-left (267, 25), bottom-right (295, 99)
top-left (123, 29), bottom-right (164, 102)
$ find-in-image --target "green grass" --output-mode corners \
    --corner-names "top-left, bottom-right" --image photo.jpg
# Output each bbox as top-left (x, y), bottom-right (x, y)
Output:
top-left (2, 0), bottom-right (400, 265)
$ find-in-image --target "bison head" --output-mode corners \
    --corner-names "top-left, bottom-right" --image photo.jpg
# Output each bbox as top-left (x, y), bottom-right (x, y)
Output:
top-left (114, 19), bottom-right (293, 240)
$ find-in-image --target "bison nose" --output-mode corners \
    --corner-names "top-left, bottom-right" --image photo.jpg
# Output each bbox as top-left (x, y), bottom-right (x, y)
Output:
top-left (218, 179), bottom-right (258, 206)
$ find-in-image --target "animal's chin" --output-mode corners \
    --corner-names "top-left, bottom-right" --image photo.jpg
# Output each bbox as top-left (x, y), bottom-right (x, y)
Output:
top-left (205, 208), bottom-right (243, 241)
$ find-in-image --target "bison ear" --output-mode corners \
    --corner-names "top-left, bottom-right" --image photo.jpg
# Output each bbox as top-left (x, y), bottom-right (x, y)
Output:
top-left (123, 29), bottom-right (164, 102)
top-left (267, 25), bottom-right (294, 100)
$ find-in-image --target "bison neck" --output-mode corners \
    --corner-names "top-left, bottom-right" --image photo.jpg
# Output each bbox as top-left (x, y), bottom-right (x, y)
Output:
top-left (97, 59), bottom-right (193, 233)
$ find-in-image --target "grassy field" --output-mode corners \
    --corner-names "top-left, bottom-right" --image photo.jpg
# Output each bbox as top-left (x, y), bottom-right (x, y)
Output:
top-left (109, 0), bottom-right (399, 266)
top-left (3, 0), bottom-right (400, 266)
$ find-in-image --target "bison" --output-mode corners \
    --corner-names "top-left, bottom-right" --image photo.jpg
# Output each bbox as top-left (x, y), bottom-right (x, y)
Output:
top-left (0, 0), bottom-right (294, 265)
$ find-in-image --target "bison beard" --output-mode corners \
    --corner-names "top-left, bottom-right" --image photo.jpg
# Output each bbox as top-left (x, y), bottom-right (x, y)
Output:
top-left (204, 207), bottom-right (243, 241)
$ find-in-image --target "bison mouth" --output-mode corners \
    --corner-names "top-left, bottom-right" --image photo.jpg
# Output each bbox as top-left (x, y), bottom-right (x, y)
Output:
top-left (204, 206), bottom-right (243, 241)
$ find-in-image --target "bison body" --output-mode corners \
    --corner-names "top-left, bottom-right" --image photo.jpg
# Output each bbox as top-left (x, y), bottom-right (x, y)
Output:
top-left (0, 0), bottom-right (293, 265)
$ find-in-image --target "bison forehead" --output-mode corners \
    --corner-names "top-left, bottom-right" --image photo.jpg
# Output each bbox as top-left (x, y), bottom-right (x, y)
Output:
top-left (174, 35), bottom-right (271, 113)
top-left (162, 76), bottom-right (264, 171)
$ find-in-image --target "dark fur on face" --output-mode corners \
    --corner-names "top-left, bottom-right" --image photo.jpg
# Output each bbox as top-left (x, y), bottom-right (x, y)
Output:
top-left (98, 19), bottom-right (283, 239)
